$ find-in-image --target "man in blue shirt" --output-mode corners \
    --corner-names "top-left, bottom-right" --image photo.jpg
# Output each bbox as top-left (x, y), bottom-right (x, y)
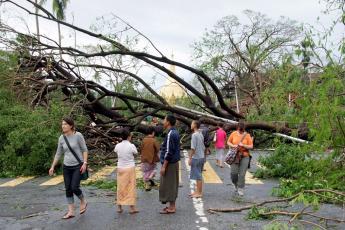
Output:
top-left (159, 114), bottom-right (180, 214)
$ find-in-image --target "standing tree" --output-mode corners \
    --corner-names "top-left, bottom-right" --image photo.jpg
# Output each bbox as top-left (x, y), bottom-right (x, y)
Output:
top-left (40, 0), bottom-right (69, 59)
top-left (192, 10), bottom-right (302, 114)
top-left (35, 0), bottom-right (40, 43)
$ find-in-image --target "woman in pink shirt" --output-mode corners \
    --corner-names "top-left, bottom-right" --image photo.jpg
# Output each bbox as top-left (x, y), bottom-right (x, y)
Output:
top-left (214, 122), bottom-right (227, 168)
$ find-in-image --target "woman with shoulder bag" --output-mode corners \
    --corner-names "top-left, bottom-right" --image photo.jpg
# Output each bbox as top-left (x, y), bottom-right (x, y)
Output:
top-left (49, 117), bottom-right (89, 219)
top-left (227, 121), bottom-right (253, 196)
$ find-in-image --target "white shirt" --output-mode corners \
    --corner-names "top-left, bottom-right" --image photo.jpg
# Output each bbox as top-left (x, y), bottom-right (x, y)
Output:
top-left (114, 140), bottom-right (138, 168)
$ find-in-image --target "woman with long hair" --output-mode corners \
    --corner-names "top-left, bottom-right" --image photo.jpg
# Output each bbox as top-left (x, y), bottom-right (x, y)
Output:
top-left (227, 121), bottom-right (253, 196)
top-left (49, 117), bottom-right (88, 219)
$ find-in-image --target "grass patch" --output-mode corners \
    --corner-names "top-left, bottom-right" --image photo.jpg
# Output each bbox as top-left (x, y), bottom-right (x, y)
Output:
top-left (86, 180), bottom-right (117, 191)
top-left (85, 178), bottom-right (147, 191)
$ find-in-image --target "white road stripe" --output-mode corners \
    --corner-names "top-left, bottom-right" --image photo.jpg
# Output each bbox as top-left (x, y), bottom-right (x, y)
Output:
top-left (183, 150), bottom-right (209, 230)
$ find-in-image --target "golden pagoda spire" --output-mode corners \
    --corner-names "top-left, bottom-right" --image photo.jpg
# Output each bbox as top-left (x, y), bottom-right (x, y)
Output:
top-left (169, 51), bottom-right (176, 74)
top-left (159, 51), bottom-right (186, 104)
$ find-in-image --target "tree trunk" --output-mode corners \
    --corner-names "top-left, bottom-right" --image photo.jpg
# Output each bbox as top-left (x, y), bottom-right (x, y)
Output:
top-left (234, 75), bottom-right (240, 113)
top-left (57, 22), bottom-right (62, 60)
top-left (251, 72), bottom-right (262, 115)
top-left (35, 0), bottom-right (41, 55)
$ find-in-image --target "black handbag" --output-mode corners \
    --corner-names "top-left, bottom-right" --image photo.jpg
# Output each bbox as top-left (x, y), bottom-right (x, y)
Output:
top-left (63, 135), bottom-right (89, 180)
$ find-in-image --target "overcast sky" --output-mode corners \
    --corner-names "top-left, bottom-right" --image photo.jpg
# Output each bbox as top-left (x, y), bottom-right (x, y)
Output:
top-left (1, 0), bottom-right (341, 90)
top-left (67, 0), bottom-right (335, 62)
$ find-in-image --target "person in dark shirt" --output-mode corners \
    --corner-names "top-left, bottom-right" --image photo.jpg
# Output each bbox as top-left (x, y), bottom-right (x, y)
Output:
top-left (159, 114), bottom-right (180, 214)
top-left (199, 118), bottom-right (212, 171)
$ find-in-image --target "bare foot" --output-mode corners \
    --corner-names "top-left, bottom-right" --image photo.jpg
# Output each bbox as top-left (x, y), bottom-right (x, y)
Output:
top-left (117, 205), bottom-right (123, 213)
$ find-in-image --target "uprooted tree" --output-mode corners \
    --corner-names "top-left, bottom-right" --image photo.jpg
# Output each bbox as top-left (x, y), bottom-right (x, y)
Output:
top-left (0, 1), bottom-right (344, 229)
top-left (0, 0), bottom-right (311, 155)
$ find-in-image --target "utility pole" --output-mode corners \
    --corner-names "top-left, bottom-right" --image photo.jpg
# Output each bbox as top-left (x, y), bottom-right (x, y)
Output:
top-left (35, 0), bottom-right (41, 56)
top-left (234, 75), bottom-right (240, 113)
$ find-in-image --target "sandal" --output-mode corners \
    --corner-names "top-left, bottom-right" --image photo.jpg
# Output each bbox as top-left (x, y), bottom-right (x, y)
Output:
top-left (62, 213), bottom-right (75, 219)
top-left (80, 202), bottom-right (88, 215)
top-left (159, 208), bottom-right (176, 214)
top-left (149, 179), bottom-right (156, 186)
top-left (189, 193), bottom-right (196, 197)
top-left (129, 210), bottom-right (139, 214)
top-left (191, 194), bottom-right (203, 198)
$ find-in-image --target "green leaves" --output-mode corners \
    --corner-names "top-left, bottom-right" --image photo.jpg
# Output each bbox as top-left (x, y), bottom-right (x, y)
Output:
top-left (51, 0), bottom-right (69, 21)
top-left (247, 206), bottom-right (273, 220)
top-left (256, 143), bottom-right (345, 203)
top-left (0, 88), bottom-right (69, 176)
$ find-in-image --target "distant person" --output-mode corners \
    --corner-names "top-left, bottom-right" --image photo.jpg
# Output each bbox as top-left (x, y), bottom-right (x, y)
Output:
top-left (159, 114), bottom-right (180, 214)
top-left (188, 120), bottom-right (205, 198)
top-left (227, 121), bottom-right (253, 196)
top-left (214, 122), bottom-right (227, 168)
top-left (152, 117), bottom-right (159, 126)
top-left (114, 130), bottom-right (139, 214)
top-left (199, 118), bottom-right (212, 170)
top-left (140, 126), bottom-right (160, 191)
top-left (49, 117), bottom-right (88, 219)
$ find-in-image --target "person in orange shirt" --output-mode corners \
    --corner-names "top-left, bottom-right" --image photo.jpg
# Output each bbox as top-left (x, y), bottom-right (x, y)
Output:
top-left (227, 121), bottom-right (253, 196)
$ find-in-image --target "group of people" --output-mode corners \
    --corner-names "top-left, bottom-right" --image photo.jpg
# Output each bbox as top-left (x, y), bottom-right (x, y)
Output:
top-left (49, 114), bottom-right (253, 219)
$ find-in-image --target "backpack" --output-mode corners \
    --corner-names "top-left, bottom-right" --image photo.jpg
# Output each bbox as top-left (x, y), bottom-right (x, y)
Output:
top-left (200, 124), bottom-right (211, 148)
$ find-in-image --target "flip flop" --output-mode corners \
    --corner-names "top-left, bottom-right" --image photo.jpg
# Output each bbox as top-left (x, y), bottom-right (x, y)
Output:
top-left (129, 210), bottom-right (139, 214)
top-left (159, 209), bottom-right (176, 214)
top-left (191, 195), bottom-right (203, 199)
top-left (117, 209), bottom-right (123, 213)
top-left (62, 213), bottom-right (75, 219)
top-left (80, 202), bottom-right (88, 215)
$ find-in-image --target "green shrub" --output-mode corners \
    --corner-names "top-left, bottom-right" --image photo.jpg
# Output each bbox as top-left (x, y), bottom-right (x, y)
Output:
top-left (0, 50), bottom-right (87, 177)
top-left (254, 144), bottom-right (311, 179)
top-left (255, 144), bottom-right (345, 201)
top-left (0, 97), bottom-right (69, 176)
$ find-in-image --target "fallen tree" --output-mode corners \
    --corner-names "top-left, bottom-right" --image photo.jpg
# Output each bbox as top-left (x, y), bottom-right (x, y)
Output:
top-left (0, 0), bottom-right (310, 157)
top-left (209, 189), bottom-right (345, 229)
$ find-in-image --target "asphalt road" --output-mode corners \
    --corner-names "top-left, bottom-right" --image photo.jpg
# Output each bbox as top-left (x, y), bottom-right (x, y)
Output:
top-left (0, 151), bottom-right (344, 230)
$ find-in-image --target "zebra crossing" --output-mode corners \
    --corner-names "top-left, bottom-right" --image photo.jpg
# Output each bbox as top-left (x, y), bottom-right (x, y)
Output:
top-left (0, 160), bottom-right (263, 188)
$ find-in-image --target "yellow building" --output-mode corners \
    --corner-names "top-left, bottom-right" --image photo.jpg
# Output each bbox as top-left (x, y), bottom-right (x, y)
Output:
top-left (159, 55), bottom-right (186, 104)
